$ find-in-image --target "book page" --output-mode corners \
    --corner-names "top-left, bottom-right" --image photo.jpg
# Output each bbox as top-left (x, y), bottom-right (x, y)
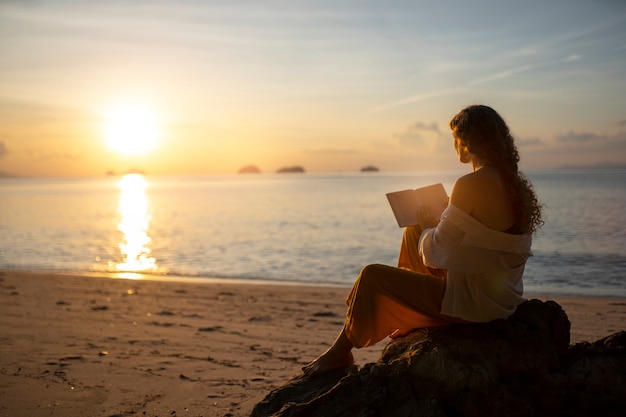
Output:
top-left (386, 183), bottom-right (448, 227)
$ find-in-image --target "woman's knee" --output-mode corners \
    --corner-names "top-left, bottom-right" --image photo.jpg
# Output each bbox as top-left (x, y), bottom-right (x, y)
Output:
top-left (359, 263), bottom-right (392, 283)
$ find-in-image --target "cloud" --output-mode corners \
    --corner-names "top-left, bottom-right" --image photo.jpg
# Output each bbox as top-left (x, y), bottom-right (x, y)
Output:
top-left (555, 131), bottom-right (600, 143)
top-left (366, 88), bottom-right (464, 114)
top-left (516, 137), bottom-right (544, 148)
top-left (615, 119), bottom-right (626, 127)
top-left (553, 130), bottom-right (626, 146)
top-left (0, 98), bottom-right (85, 125)
top-left (393, 121), bottom-right (449, 151)
top-left (468, 64), bottom-right (536, 86)
top-left (554, 113), bottom-right (626, 146)
top-left (25, 148), bottom-right (81, 161)
top-left (367, 48), bottom-right (592, 158)
top-left (544, 130), bottom-right (626, 158)
top-left (368, 53), bottom-right (583, 114)
top-left (469, 54), bottom-right (583, 86)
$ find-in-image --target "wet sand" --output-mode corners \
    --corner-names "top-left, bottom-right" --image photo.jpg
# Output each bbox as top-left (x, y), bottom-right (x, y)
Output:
top-left (0, 270), bottom-right (624, 417)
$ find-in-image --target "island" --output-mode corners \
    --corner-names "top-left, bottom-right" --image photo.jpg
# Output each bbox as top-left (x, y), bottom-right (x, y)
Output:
top-left (360, 165), bottom-right (380, 172)
top-left (238, 165), bottom-right (262, 174)
top-left (276, 166), bottom-right (305, 173)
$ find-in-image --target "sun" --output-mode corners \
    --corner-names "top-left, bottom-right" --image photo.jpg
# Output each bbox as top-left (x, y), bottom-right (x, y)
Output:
top-left (104, 105), bottom-right (160, 156)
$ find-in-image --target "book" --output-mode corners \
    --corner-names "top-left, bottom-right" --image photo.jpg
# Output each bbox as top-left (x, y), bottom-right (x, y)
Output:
top-left (386, 183), bottom-right (449, 227)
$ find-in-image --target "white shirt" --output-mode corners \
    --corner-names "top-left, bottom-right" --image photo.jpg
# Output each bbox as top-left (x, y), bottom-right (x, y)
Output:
top-left (419, 203), bottom-right (532, 322)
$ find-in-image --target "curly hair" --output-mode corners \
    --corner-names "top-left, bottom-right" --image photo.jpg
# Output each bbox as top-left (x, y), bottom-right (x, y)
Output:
top-left (449, 105), bottom-right (543, 234)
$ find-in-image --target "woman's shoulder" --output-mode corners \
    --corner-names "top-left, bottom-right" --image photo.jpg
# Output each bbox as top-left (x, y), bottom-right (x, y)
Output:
top-left (456, 167), bottom-right (501, 187)
top-left (450, 170), bottom-right (498, 207)
top-left (450, 168), bottom-right (515, 231)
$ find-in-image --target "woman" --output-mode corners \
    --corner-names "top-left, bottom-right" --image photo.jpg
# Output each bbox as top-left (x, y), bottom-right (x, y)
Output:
top-left (302, 104), bottom-right (543, 376)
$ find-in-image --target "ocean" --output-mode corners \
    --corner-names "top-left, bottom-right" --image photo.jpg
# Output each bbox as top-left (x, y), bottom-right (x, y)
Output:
top-left (1, 168), bottom-right (624, 297)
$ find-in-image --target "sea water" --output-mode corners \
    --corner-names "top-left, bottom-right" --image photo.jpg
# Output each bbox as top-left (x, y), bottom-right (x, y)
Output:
top-left (1, 169), bottom-right (624, 297)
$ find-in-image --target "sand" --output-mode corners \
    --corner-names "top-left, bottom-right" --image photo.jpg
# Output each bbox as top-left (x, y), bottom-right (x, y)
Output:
top-left (0, 270), bottom-right (624, 417)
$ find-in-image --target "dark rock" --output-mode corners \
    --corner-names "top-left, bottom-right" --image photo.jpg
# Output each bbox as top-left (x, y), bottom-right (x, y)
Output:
top-left (276, 166), bottom-right (305, 173)
top-left (239, 165), bottom-right (262, 174)
top-left (0, 170), bottom-right (16, 178)
top-left (252, 299), bottom-right (626, 417)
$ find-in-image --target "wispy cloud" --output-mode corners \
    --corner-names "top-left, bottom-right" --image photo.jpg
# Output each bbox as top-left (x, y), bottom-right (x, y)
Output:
top-left (469, 54), bottom-right (582, 86)
top-left (368, 54), bottom-right (582, 114)
top-left (24, 148), bottom-right (82, 161)
top-left (556, 131), bottom-right (600, 144)
top-left (555, 130), bottom-right (626, 148)
top-left (365, 11), bottom-right (617, 115)
top-left (366, 87), bottom-right (464, 114)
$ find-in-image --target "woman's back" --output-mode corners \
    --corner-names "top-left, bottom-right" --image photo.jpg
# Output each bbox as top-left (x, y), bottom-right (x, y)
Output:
top-left (450, 166), bottom-right (516, 233)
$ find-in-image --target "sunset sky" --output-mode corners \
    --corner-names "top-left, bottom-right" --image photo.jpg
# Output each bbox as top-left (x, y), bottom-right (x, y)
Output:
top-left (1, 0), bottom-right (625, 177)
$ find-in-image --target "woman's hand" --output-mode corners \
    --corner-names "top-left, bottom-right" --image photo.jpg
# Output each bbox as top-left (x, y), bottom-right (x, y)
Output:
top-left (416, 206), bottom-right (439, 229)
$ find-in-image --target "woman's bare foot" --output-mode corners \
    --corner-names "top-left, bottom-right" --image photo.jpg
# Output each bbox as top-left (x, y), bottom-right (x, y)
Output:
top-left (302, 349), bottom-right (354, 377)
top-left (303, 325), bottom-right (355, 376)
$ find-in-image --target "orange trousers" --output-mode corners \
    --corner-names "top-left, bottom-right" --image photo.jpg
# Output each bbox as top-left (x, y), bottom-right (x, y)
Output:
top-left (344, 226), bottom-right (466, 348)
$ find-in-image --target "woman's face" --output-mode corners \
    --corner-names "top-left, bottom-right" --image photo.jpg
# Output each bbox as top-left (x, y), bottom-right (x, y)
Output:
top-left (453, 135), bottom-right (471, 164)
top-left (453, 135), bottom-right (461, 153)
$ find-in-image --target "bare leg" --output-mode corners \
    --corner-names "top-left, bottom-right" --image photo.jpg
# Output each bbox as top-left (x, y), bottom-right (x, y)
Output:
top-left (302, 325), bottom-right (355, 376)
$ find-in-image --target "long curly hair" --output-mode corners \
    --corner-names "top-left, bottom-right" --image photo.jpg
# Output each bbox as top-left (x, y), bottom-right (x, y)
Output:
top-left (449, 105), bottom-right (543, 234)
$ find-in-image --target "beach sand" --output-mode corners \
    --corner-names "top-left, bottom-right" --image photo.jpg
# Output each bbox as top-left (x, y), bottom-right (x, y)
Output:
top-left (1, 270), bottom-right (624, 417)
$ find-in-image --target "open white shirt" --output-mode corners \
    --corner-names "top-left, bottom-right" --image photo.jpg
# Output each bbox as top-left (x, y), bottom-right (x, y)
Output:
top-left (419, 203), bottom-right (533, 322)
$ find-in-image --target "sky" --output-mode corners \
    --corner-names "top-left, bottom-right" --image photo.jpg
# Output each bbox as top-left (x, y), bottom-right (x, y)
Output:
top-left (1, 0), bottom-right (625, 177)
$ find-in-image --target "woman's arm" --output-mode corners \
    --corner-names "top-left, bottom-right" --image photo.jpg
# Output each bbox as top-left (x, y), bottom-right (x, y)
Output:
top-left (416, 206), bottom-right (440, 229)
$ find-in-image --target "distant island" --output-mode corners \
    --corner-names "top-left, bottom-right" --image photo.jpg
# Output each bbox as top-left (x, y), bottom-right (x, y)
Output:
top-left (360, 165), bottom-right (380, 172)
top-left (277, 166), bottom-right (305, 173)
top-left (238, 165), bottom-right (261, 174)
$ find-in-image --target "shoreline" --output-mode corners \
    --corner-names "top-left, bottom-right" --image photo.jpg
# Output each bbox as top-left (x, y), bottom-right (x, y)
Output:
top-left (1, 269), bottom-right (624, 416)
top-left (2, 268), bottom-right (624, 298)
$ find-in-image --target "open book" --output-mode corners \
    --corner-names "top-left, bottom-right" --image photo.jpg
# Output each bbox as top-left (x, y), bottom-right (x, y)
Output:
top-left (386, 183), bottom-right (449, 227)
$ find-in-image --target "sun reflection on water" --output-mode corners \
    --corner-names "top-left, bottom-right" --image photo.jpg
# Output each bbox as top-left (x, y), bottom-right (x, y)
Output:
top-left (115, 174), bottom-right (158, 273)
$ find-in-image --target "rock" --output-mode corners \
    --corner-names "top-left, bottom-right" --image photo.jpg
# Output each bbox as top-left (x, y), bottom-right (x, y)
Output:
top-left (276, 166), bottom-right (305, 173)
top-left (251, 300), bottom-right (626, 417)
top-left (239, 165), bottom-right (262, 174)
